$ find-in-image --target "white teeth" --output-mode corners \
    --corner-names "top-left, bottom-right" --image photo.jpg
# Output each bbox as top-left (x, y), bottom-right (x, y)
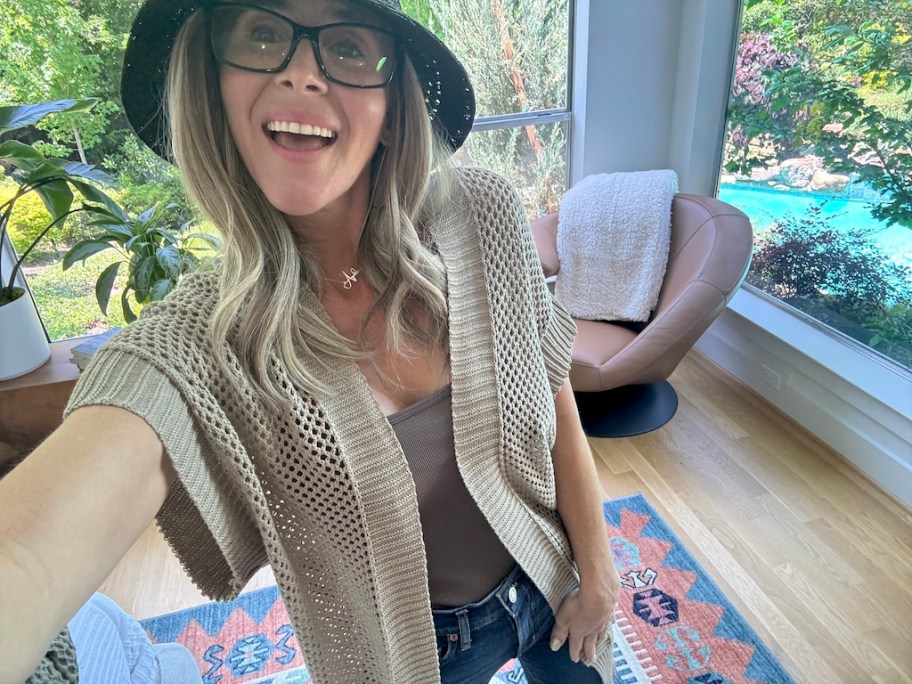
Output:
top-left (266, 121), bottom-right (335, 138)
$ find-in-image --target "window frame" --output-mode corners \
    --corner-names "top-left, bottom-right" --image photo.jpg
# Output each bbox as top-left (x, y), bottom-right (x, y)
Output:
top-left (465, 0), bottom-right (577, 202)
top-left (570, 0), bottom-right (911, 506)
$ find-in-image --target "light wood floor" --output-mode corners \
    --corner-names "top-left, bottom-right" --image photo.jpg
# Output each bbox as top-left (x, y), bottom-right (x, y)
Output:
top-left (100, 351), bottom-right (912, 684)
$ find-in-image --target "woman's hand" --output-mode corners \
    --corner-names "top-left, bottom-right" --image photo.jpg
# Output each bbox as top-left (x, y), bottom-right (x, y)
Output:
top-left (550, 573), bottom-right (619, 665)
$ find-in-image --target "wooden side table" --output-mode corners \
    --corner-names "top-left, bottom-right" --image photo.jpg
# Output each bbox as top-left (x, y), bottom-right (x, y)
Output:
top-left (0, 339), bottom-right (81, 471)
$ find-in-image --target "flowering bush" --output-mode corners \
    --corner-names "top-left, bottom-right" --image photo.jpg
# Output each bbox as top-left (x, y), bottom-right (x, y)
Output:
top-left (725, 32), bottom-right (802, 174)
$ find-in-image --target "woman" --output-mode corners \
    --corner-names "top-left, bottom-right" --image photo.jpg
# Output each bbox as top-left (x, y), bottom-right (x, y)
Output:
top-left (0, 0), bottom-right (620, 682)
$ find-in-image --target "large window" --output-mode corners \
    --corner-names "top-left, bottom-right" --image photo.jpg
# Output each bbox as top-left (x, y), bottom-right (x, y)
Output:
top-left (1, 0), bottom-right (183, 342)
top-left (2, 0), bottom-right (572, 342)
top-left (404, 0), bottom-right (572, 219)
top-left (720, 0), bottom-right (912, 371)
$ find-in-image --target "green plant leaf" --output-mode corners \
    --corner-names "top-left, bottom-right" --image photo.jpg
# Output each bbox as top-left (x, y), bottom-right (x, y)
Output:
top-left (101, 224), bottom-right (135, 242)
top-left (121, 288), bottom-right (137, 324)
top-left (124, 233), bottom-right (150, 253)
top-left (0, 98), bottom-right (98, 135)
top-left (83, 217), bottom-right (132, 240)
top-left (62, 239), bottom-right (113, 270)
top-left (32, 179), bottom-right (74, 222)
top-left (95, 261), bottom-right (121, 315)
top-left (149, 278), bottom-right (173, 301)
top-left (83, 204), bottom-right (125, 219)
top-left (85, 215), bottom-right (129, 232)
top-left (186, 232), bottom-right (221, 249)
top-left (136, 204), bottom-right (159, 227)
top-left (154, 229), bottom-right (178, 246)
top-left (133, 255), bottom-right (157, 296)
top-left (0, 140), bottom-right (44, 164)
top-left (63, 162), bottom-right (115, 187)
top-left (70, 180), bottom-right (129, 222)
top-left (22, 160), bottom-right (67, 181)
top-left (156, 245), bottom-right (181, 278)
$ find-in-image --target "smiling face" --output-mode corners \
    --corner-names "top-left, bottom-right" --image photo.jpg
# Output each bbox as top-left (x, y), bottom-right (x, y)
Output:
top-left (217, 0), bottom-right (391, 230)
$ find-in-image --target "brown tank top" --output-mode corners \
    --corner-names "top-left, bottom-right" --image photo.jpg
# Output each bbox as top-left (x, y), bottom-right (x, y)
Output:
top-left (388, 385), bottom-right (516, 607)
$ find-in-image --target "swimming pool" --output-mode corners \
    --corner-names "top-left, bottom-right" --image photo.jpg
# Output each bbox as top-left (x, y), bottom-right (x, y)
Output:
top-left (717, 184), bottom-right (912, 274)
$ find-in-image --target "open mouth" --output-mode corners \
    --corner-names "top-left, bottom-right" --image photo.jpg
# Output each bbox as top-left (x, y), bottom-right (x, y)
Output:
top-left (266, 121), bottom-right (337, 151)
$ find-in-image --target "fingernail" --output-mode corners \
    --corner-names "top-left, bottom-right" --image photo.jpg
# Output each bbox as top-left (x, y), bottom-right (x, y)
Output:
top-left (550, 638), bottom-right (561, 651)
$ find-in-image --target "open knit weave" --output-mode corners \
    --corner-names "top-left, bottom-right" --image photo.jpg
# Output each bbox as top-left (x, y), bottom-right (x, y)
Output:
top-left (65, 168), bottom-right (614, 684)
top-left (25, 629), bottom-right (79, 684)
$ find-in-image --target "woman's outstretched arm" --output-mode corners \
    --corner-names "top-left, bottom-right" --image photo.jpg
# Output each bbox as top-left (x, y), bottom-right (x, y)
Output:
top-left (0, 405), bottom-right (172, 683)
top-left (549, 379), bottom-right (620, 666)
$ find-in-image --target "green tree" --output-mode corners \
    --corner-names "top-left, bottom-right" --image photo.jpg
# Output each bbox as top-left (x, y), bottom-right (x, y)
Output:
top-left (729, 0), bottom-right (912, 228)
top-left (66, 0), bottom-right (144, 164)
top-left (0, 0), bottom-right (124, 160)
top-left (400, 0), bottom-right (438, 33)
top-left (1, 0), bottom-right (190, 218)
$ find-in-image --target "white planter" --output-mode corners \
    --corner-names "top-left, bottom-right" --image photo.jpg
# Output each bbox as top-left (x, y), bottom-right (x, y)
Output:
top-left (0, 289), bottom-right (50, 381)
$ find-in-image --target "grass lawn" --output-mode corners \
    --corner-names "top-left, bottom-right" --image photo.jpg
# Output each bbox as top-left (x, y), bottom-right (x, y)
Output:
top-left (23, 248), bottom-right (130, 341)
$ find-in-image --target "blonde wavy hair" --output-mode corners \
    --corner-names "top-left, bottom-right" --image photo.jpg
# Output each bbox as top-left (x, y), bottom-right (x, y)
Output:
top-left (166, 11), bottom-right (456, 404)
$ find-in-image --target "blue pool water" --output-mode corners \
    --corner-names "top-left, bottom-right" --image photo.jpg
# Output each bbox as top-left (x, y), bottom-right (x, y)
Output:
top-left (717, 184), bottom-right (912, 273)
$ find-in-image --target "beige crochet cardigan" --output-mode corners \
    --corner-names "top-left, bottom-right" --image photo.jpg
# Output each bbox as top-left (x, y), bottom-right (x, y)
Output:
top-left (66, 168), bottom-right (613, 683)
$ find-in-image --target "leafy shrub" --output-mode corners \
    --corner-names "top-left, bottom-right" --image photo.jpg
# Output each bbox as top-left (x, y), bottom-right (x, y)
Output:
top-left (750, 205), bottom-right (909, 307)
top-left (105, 136), bottom-right (191, 216)
top-left (110, 175), bottom-right (190, 219)
top-left (864, 302), bottom-right (912, 368)
top-left (0, 178), bottom-right (55, 254)
top-left (749, 204), bottom-right (912, 366)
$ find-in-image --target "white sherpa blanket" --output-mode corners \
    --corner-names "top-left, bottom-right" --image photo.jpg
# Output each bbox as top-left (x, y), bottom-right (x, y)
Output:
top-left (555, 170), bottom-right (677, 322)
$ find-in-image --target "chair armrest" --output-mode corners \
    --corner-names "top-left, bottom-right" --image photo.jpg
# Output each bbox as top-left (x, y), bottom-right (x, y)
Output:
top-left (594, 194), bottom-right (754, 388)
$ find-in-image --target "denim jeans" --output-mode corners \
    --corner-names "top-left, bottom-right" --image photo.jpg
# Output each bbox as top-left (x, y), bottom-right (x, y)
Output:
top-left (432, 565), bottom-right (603, 684)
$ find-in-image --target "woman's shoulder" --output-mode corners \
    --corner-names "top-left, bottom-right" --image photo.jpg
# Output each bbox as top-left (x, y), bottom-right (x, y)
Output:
top-left (140, 269), bottom-right (220, 321)
top-left (452, 167), bottom-right (527, 240)
top-left (454, 166), bottom-right (520, 205)
top-left (104, 269), bottom-right (220, 352)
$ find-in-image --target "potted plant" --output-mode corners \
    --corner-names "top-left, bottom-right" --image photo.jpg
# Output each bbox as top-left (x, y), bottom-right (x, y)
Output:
top-left (0, 99), bottom-right (125, 380)
top-left (63, 203), bottom-right (220, 322)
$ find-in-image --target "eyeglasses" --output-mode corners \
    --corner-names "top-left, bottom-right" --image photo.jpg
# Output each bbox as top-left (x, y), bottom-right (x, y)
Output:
top-left (207, 3), bottom-right (398, 88)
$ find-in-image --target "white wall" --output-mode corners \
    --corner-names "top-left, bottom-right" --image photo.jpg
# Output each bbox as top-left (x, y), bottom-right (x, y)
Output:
top-left (571, 0), bottom-right (680, 180)
top-left (572, 0), bottom-right (739, 193)
top-left (572, 0), bottom-right (912, 506)
top-left (698, 290), bottom-right (912, 505)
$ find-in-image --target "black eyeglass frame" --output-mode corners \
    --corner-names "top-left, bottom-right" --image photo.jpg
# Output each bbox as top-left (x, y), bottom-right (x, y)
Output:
top-left (206, 3), bottom-right (400, 89)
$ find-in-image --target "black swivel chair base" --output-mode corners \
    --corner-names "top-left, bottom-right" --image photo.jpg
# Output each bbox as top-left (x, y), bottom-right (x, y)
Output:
top-left (574, 380), bottom-right (679, 438)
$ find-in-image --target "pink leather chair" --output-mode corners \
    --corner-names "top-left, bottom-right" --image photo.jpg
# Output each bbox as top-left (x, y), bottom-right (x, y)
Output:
top-left (530, 193), bottom-right (753, 436)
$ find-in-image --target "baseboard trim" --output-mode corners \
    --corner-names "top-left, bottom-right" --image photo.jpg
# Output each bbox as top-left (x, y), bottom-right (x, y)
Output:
top-left (694, 289), bottom-right (912, 508)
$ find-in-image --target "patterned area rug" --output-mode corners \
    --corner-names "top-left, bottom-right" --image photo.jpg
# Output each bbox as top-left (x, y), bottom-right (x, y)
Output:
top-left (141, 493), bottom-right (793, 683)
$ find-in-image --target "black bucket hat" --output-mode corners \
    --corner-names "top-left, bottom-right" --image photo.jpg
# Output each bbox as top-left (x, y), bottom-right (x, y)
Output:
top-left (121, 0), bottom-right (476, 159)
